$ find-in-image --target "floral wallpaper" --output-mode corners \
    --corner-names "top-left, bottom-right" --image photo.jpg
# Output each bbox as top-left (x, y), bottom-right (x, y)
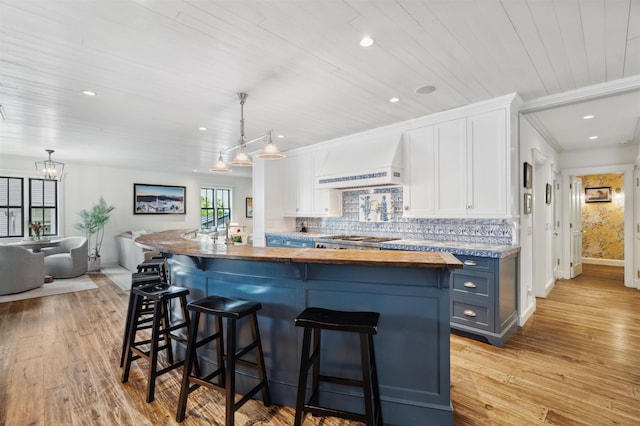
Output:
top-left (581, 173), bottom-right (624, 260)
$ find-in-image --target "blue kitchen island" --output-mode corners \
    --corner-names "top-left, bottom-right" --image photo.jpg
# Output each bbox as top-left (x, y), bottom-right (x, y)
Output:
top-left (136, 230), bottom-right (463, 425)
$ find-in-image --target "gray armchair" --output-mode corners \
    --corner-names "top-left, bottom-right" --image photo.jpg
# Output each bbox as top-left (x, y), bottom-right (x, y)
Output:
top-left (0, 245), bottom-right (45, 295)
top-left (43, 236), bottom-right (88, 278)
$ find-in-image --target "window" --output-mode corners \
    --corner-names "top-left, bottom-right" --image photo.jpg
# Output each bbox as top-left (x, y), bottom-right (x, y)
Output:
top-left (0, 177), bottom-right (24, 238)
top-left (200, 187), bottom-right (232, 230)
top-left (29, 178), bottom-right (58, 237)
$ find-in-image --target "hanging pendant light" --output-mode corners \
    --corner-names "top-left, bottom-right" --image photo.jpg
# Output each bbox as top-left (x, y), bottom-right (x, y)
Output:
top-left (35, 149), bottom-right (65, 181)
top-left (257, 130), bottom-right (286, 160)
top-left (210, 152), bottom-right (231, 173)
top-left (229, 92), bottom-right (253, 167)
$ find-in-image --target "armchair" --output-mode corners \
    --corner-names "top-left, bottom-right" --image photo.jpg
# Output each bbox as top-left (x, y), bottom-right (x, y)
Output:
top-left (42, 236), bottom-right (88, 278)
top-left (0, 245), bottom-right (45, 295)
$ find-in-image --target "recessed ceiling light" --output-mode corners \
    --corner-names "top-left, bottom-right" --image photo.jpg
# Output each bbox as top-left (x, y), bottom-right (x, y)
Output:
top-left (389, 97), bottom-right (400, 103)
top-left (583, 115), bottom-right (594, 119)
top-left (360, 36), bottom-right (375, 47)
top-left (415, 85), bottom-right (436, 95)
top-left (82, 90), bottom-right (96, 96)
top-left (277, 134), bottom-right (284, 139)
top-left (193, 169), bottom-right (199, 173)
top-left (199, 127), bottom-right (207, 131)
top-left (589, 136), bottom-right (598, 140)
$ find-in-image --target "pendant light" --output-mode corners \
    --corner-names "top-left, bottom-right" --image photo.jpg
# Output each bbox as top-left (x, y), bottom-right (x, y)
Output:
top-left (229, 92), bottom-right (253, 167)
top-left (35, 149), bottom-right (65, 181)
top-left (210, 152), bottom-right (231, 173)
top-left (257, 130), bottom-right (286, 160)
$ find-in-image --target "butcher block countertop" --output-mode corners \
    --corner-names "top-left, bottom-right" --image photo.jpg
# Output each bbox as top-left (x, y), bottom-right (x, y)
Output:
top-left (135, 229), bottom-right (463, 269)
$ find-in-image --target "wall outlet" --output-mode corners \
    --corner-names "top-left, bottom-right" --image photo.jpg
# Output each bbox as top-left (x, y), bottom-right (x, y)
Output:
top-left (527, 287), bottom-right (532, 296)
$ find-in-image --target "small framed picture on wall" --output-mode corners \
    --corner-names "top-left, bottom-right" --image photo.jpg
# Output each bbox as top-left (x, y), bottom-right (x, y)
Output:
top-left (524, 193), bottom-right (532, 214)
top-left (523, 162), bottom-right (532, 189)
top-left (246, 197), bottom-right (253, 218)
top-left (546, 183), bottom-right (552, 204)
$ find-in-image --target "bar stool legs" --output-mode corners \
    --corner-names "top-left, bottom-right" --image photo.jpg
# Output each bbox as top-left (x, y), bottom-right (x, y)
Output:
top-left (121, 283), bottom-right (191, 403)
top-left (294, 307), bottom-right (383, 426)
top-left (176, 296), bottom-right (271, 425)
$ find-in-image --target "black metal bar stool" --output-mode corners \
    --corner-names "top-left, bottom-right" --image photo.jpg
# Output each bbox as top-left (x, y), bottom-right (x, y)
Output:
top-left (118, 270), bottom-right (165, 368)
top-left (121, 282), bottom-right (191, 403)
top-left (175, 296), bottom-right (272, 426)
top-left (293, 307), bottom-right (383, 426)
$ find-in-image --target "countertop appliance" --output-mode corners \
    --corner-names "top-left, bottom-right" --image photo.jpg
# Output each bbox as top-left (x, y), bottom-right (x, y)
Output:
top-left (315, 235), bottom-right (400, 250)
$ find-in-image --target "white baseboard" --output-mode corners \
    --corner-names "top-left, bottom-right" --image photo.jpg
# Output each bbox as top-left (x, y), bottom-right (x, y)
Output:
top-left (519, 302), bottom-right (536, 326)
top-left (581, 257), bottom-right (624, 267)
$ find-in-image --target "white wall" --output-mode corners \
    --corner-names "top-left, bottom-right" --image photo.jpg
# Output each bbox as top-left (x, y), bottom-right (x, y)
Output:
top-left (518, 116), bottom-right (560, 324)
top-left (1, 154), bottom-right (252, 265)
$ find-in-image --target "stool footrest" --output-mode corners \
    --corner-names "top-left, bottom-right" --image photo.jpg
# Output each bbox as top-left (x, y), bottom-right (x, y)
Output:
top-left (318, 374), bottom-right (364, 388)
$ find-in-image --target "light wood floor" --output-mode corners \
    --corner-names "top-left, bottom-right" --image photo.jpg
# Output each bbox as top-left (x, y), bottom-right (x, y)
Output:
top-left (0, 264), bottom-right (638, 425)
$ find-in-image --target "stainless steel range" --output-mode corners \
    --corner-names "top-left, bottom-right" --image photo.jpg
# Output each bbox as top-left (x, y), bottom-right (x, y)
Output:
top-left (315, 235), bottom-right (400, 250)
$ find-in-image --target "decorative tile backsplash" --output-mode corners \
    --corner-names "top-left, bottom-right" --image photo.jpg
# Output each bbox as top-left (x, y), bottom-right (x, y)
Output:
top-left (297, 186), bottom-right (514, 245)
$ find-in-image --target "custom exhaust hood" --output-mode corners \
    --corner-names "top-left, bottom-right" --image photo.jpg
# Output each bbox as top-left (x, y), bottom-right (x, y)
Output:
top-left (315, 127), bottom-right (403, 189)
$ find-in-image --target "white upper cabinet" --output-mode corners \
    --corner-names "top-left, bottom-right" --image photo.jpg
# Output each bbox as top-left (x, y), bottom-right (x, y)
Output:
top-left (434, 118), bottom-right (468, 216)
top-left (467, 109), bottom-right (507, 216)
top-left (403, 125), bottom-right (435, 217)
top-left (404, 106), bottom-right (511, 218)
top-left (281, 150), bottom-right (342, 217)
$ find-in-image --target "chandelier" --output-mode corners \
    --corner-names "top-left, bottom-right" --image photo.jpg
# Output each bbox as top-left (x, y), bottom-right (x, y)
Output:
top-left (35, 149), bottom-right (65, 181)
top-left (210, 93), bottom-right (285, 173)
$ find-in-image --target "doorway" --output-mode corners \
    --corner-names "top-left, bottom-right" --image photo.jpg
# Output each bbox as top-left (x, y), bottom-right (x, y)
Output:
top-left (563, 165), bottom-right (634, 288)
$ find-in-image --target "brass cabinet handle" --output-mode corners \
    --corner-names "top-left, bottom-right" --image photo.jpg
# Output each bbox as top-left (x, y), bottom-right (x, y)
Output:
top-left (464, 281), bottom-right (477, 288)
top-left (463, 260), bottom-right (477, 266)
top-left (463, 309), bottom-right (477, 317)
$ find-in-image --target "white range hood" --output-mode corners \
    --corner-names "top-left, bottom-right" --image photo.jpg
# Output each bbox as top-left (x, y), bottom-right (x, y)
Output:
top-left (315, 127), bottom-right (404, 189)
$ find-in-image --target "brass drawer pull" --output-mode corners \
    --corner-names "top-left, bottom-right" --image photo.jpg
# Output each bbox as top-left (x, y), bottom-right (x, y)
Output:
top-left (463, 309), bottom-right (477, 317)
top-left (463, 260), bottom-right (477, 266)
top-left (464, 281), bottom-right (477, 288)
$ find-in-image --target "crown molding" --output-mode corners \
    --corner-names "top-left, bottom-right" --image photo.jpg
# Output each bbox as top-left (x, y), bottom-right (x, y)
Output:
top-left (520, 75), bottom-right (640, 113)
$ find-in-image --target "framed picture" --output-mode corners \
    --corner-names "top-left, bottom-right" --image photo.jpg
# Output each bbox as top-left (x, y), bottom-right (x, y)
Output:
top-left (524, 193), bottom-right (532, 214)
top-left (546, 183), bottom-right (552, 205)
top-left (246, 197), bottom-right (253, 218)
top-left (585, 186), bottom-right (612, 203)
top-left (523, 162), bottom-right (532, 189)
top-left (133, 183), bottom-right (186, 214)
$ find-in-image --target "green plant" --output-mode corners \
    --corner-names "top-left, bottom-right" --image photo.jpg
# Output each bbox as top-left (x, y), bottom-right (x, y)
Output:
top-left (74, 197), bottom-right (115, 259)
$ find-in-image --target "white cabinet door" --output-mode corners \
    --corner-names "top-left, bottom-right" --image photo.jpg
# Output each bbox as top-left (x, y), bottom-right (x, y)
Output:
top-left (281, 156), bottom-right (298, 216)
top-left (434, 118), bottom-right (468, 216)
top-left (403, 125), bottom-right (435, 217)
top-left (296, 153), bottom-right (315, 215)
top-left (467, 109), bottom-right (507, 216)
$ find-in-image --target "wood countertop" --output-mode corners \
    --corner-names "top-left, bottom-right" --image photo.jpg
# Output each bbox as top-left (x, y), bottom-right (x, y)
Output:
top-left (136, 230), bottom-right (463, 269)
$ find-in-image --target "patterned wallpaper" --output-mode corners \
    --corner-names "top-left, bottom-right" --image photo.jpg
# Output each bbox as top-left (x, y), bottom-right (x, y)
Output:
top-left (581, 173), bottom-right (624, 260)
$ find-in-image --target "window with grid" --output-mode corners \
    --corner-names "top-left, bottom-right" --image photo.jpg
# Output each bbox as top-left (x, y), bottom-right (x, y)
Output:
top-left (200, 187), bottom-right (232, 230)
top-left (0, 177), bottom-right (24, 238)
top-left (29, 178), bottom-right (58, 237)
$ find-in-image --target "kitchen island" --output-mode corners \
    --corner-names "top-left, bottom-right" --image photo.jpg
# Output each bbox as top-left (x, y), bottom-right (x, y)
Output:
top-left (136, 230), bottom-right (463, 425)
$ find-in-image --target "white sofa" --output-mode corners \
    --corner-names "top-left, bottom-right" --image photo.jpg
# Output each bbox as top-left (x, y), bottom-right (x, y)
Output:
top-left (115, 231), bottom-right (159, 272)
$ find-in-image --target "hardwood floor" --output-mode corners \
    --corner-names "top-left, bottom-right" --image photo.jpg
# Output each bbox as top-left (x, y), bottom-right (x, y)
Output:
top-left (0, 264), bottom-right (638, 425)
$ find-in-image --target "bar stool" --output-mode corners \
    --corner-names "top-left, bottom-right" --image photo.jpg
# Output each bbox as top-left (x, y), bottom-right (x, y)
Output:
top-left (175, 296), bottom-right (272, 426)
top-left (121, 282), bottom-right (191, 403)
top-left (293, 307), bottom-right (383, 426)
top-left (137, 256), bottom-right (168, 283)
top-left (118, 270), bottom-right (165, 368)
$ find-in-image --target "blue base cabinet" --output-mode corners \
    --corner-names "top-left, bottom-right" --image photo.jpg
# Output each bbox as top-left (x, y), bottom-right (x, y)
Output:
top-left (450, 254), bottom-right (518, 347)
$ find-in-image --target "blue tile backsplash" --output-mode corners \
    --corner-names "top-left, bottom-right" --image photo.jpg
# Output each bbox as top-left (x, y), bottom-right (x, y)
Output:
top-left (297, 186), bottom-right (513, 245)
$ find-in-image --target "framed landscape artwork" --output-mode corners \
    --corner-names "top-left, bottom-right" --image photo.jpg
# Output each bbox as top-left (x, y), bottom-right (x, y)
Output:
top-left (133, 183), bottom-right (186, 214)
top-left (585, 186), bottom-right (611, 203)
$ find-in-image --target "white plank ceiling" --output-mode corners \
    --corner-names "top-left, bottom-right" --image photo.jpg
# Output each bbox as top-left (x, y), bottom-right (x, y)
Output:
top-left (0, 0), bottom-right (639, 176)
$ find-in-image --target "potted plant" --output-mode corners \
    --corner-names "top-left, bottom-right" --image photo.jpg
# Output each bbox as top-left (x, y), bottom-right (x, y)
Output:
top-left (74, 197), bottom-right (115, 271)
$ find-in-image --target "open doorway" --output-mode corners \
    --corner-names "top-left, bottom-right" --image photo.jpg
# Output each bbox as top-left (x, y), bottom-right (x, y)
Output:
top-left (577, 173), bottom-right (625, 270)
top-left (563, 165), bottom-right (634, 288)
